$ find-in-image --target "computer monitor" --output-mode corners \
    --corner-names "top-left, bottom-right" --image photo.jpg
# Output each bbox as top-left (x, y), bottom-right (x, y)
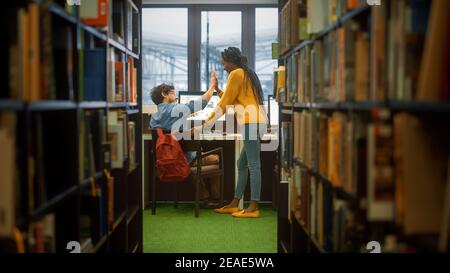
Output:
top-left (178, 91), bottom-right (225, 122)
top-left (267, 95), bottom-right (279, 128)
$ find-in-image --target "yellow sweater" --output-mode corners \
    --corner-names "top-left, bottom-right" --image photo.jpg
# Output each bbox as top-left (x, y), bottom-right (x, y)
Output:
top-left (206, 68), bottom-right (267, 125)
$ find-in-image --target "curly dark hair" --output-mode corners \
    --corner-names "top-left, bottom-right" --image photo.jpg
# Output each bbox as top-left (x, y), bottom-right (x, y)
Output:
top-left (221, 47), bottom-right (264, 105)
top-left (150, 83), bottom-right (174, 105)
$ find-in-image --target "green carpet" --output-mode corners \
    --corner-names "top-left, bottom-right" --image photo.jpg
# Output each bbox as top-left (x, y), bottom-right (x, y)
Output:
top-left (143, 203), bottom-right (277, 253)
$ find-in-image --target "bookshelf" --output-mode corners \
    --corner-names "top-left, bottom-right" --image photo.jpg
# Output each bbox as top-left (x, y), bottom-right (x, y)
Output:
top-left (0, 0), bottom-right (143, 253)
top-left (276, 0), bottom-right (450, 253)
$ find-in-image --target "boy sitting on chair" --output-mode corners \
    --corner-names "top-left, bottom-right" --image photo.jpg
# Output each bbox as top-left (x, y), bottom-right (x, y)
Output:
top-left (149, 75), bottom-right (221, 207)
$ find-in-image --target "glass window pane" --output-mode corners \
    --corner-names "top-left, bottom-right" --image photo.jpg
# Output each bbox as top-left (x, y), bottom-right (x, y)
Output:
top-left (201, 11), bottom-right (242, 91)
top-left (255, 8), bottom-right (278, 102)
top-left (142, 8), bottom-right (188, 105)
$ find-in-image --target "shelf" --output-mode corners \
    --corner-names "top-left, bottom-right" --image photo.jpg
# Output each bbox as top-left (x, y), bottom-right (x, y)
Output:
top-left (284, 101), bottom-right (450, 114)
top-left (293, 214), bottom-right (309, 236)
top-left (80, 101), bottom-right (108, 109)
top-left (131, 242), bottom-right (139, 253)
top-left (127, 206), bottom-right (139, 225)
top-left (309, 102), bottom-right (339, 111)
top-left (314, 21), bottom-right (339, 41)
top-left (388, 101), bottom-right (450, 114)
top-left (293, 158), bottom-right (357, 203)
top-left (338, 101), bottom-right (385, 111)
top-left (291, 102), bottom-right (309, 109)
top-left (31, 185), bottom-right (79, 221)
top-left (127, 108), bottom-right (140, 115)
top-left (108, 38), bottom-right (140, 59)
top-left (93, 235), bottom-right (108, 253)
top-left (111, 211), bottom-right (127, 234)
top-left (79, 23), bottom-right (108, 41)
top-left (292, 208), bottom-right (326, 253)
top-left (48, 2), bottom-right (77, 24)
top-left (128, 51), bottom-right (140, 60)
top-left (128, 0), bottom-right (139, 11)
top-left (281, 109), bottom-right (293, 115)
top-left (80, 172), bottom-right (104, 188)
top-left (128, 164), bottom-right (139, 174)
top-left (281, 4), bottom-right (371, 59)
top-left (289, 101), bottom-right (384, 111)
top-left (108, 102), bottom-right (128, 109)
top-left (280, 240), bottom-right (289, 254)
top-left (310, 236), bottom-right (326, 253)
top-left (0, 100), bottom-right (24, 111)
top-left (28, 101), bottom-right (77, 111)
top-left (339, 4), bottom-right (370, 24)
top-left (335, 187), bottom-right (357, 202)
top-left (108, 38), bottom-right (127, 53)
top-left (281, 40), bottom-right (313, 60)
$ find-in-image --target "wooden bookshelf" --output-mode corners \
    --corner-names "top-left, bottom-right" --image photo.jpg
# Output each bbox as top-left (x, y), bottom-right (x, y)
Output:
top-left (0, 0), bottom-right (143, 253)
top-left (0, 100), bottom-right (25, 111)
top-left (276, 0), bottom-right (450, 253)
top-left (280, 101), bottom-right (450, 114)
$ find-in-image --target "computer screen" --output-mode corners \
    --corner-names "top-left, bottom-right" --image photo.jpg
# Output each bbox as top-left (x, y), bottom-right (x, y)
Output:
top-left (268, 95), bottom-right (279, 127)
top-left (178, 91), bottom-right (225, 121)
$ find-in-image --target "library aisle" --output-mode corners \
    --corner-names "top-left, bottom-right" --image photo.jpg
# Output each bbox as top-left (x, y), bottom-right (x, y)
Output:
top-left (275, 0), bottom-right (450, 253)
top-left (1, 0), bottom-right (143, 253)
top-left (1, 0), bottom-right (450, 256)
top-left (143, 204), bottom-right (277, 253)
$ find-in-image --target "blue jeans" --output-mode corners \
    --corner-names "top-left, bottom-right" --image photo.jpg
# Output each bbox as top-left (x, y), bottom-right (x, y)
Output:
top-left (234, 124), bottom-right (262, 201)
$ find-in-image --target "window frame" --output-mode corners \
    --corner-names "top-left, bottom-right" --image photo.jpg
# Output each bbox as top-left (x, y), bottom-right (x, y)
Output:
top-left (142, 3), bottom-right (277, 98)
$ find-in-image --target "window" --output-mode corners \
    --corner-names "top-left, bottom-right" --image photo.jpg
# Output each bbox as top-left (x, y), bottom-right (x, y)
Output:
top-left (142, 6), bottom-right (278, 103)
top-left (255, 8), bottom-right (278, 102)
top-left (201, 11), bottom-right (242, 91)
top-left (142, 8), bottom-right (188, 105)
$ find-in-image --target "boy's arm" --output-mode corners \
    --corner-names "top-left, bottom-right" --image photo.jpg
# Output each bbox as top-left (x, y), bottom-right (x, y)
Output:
top-left (174, 84), bottom-right (215, 114)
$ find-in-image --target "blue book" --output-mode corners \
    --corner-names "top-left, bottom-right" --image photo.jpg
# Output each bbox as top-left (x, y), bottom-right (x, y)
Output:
top-left (84, 48), bottom-right (106, 101)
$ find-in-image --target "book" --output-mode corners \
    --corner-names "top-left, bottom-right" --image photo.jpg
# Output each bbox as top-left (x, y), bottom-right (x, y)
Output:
top-left (370, 3), bottom-right (387, 101)
top-left (112, 0), bottom-right (125, 43)
top-left (417, 0), bottom-right (450, 101)
top-left (128, 121), bottom-right (136, 169)
top-left (84, 48), bottom-right (106, 101)
top-left (394, 113), bottom-right (449, 235)
top-left (80, 0), bottom-right (109, 27)
top-left (109, 111), bottom-right (128, 169)
top-left (307, 0), bottom-right (327, 35)
top-left (367, 111), bottom-right (394, 222)
top-left (0, 113), bottom-right (16, 237)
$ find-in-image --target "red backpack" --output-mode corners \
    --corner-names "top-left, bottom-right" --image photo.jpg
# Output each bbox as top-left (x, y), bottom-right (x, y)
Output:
top-left (155, 129), bottom-right (191, 182)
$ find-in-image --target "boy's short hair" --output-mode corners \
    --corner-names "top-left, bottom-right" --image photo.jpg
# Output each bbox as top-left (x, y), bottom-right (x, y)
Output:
top-left (151, 83), bottom-right (175, 105)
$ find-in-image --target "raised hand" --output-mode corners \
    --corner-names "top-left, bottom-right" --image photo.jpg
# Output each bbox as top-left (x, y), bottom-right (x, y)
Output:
top-left (210, 70), bottom-right (218, 89)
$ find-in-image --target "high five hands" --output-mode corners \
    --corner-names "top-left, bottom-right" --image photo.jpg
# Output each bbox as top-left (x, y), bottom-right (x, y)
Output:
top-left (211, 70), bottom-right (223, 96)
top-left (210, 70), bottom-right (218, 90)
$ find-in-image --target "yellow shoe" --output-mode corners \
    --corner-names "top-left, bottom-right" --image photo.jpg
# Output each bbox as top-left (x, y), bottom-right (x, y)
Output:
top-left (214, 206), bottom-right (239, 214)
top-left (231, 210), bottom-right (260, 218)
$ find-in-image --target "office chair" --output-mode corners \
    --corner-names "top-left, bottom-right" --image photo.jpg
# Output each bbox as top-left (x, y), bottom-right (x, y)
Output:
top-left (150, 129), bottom-right (224, 217)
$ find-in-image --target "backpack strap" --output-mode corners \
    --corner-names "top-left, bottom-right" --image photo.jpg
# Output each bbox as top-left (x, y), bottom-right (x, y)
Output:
top-left (156, 128), bottom-right (164, 138)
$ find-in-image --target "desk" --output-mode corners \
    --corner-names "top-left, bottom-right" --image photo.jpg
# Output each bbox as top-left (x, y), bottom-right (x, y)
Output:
top-left (142, 132), bottom-right (278, 210)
